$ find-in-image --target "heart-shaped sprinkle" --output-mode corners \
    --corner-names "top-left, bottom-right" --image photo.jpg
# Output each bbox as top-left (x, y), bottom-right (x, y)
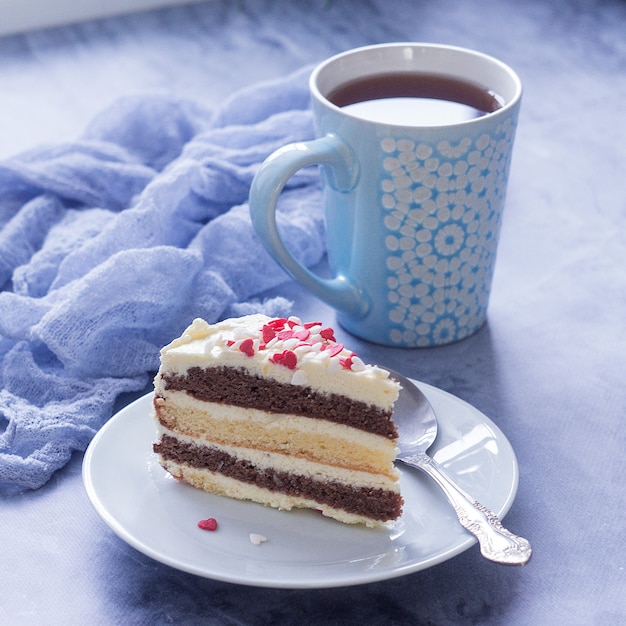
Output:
top-left (262, 325), bottom-right (276, 343)
top-left (270, 349), bottom-right (298, 370)
top-left (239, 338), bottom-right (255, 357)
top-left (319, 327), bottom-right (336, 341)
top-left (268, 318), bottom-right (287, 330)
top-left (198, 518), bottom-right (218, 531)
top-left (339, 356), bottom-right (353, 370)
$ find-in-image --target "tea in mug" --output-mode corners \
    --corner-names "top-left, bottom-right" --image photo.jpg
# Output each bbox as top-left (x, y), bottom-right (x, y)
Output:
top-left (327, 72), bottom-right (503, 126)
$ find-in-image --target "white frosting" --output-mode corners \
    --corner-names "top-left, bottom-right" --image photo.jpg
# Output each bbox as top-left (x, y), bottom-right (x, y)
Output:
top-left (156, 314), bottom-right (400, 409)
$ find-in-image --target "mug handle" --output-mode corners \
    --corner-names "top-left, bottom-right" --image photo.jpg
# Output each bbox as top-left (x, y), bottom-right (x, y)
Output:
top-left (249, 134), bottom-right (369, 317)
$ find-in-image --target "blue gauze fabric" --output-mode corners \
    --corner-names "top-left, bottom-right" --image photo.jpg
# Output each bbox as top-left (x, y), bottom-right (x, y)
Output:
top-left (0, 66), bottom-right (325, 493)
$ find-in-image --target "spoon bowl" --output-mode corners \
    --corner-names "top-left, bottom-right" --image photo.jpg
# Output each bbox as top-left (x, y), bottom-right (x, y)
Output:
top-left (392, 368), bottom-right (438, 455)
top-left (389, 368), bottom-right (532, 566)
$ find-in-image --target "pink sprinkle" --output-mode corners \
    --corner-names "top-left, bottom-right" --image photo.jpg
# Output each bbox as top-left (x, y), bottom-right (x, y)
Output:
top-left (320, 327), bottom-right (336, 341)
top-left (239, 338), bottom-right (255, 357)
top-left (270, 349), bottom-right (298, 370)
top-left (198, 518), bottom-right (218, 531)
top-left (277, 329), bottom-right (295, 340)
top-left (327, 343), bottom-right (344, 358)
top-left (293, 329), bottom-right (310, 341)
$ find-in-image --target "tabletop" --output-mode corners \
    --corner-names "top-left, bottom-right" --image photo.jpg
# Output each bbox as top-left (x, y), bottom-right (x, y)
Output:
top-left (1, 0), bottom-right (624, 624)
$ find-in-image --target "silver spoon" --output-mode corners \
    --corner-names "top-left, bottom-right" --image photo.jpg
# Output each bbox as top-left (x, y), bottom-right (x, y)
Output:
top-left (389, 369), bottom-right (532, 565)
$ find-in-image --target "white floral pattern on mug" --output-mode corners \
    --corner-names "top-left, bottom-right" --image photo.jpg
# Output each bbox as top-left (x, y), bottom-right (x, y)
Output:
top-left (381, 119), bottom-right (517, 346)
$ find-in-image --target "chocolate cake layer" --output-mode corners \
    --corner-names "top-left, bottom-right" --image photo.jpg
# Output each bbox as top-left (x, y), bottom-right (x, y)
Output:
top-left (161, 366), bottom-right (397, 438)
top-left (154, 435), bottom-right (403, 522)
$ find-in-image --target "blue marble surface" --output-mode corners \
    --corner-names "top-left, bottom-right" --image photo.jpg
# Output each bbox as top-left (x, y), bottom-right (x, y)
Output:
top-left (1, 0), bottom-right (624, 624)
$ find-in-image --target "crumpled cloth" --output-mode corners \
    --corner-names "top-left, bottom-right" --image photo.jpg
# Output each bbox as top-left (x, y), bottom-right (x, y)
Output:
top-left (0, 66), bottom-right (325, 493)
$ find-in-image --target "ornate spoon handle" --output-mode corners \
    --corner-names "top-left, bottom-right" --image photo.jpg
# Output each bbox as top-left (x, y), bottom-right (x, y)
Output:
top-left (401, 453), bottom-right (532, 565)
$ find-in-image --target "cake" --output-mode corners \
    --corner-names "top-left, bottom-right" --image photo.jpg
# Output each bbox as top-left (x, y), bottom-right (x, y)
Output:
top-left (152, 314), bottom-right (403, 527)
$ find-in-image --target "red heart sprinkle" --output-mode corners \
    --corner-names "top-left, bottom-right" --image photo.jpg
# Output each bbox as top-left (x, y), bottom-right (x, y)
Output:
top-left (320, 327), bottom-right (336, 341)
top-left (267, 318), bottom-right (287, 330)
top-left (340, 356), bottom-right (353, 369)
top-left (282, 350), bottom-right (298, 369)
top-left (270, 349), bottom-right (298, 370)
top-left (239, 338), bottom-right (254, 357)
top-left (262, 325), bottom-right (276, 343)
top-left (198, 518), bottom-right (218, 531)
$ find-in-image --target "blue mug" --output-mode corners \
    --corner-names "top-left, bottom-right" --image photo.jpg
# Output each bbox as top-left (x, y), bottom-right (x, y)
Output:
top-left (250, 43), bottom-right (522, 347)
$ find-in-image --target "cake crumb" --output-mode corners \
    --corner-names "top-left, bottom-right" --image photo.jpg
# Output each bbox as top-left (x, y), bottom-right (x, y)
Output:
top-left (249, 532), bottom-right (267, 546)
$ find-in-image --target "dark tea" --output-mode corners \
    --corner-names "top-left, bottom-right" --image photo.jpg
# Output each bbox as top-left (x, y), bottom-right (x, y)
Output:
top-left (327, 72), bottom-right (503, 125)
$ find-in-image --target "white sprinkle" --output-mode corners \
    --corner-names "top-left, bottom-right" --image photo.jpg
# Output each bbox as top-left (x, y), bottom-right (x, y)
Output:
top-left (294, 344), bottom-right (312, 355)
top-left (287, 315), bottom-right (302, 326)
top-left (282, 338), bottom-right (299, 350)
top-left (327, 358), bottom-right (342, 373)
top-left (249, 533), bottom-right (268, 546)
top-left (291, 369), bottom-right (308, 386)
top-left (350, 356), bottom-right (366, 372)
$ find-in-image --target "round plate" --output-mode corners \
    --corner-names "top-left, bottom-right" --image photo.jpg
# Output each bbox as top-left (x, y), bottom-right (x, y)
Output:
top-left (82, 379), bottom-right (519, 588)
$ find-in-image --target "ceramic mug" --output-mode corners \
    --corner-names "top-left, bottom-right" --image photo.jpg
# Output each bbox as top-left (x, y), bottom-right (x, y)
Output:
top-left (249, 43), bottom-right (522, 347)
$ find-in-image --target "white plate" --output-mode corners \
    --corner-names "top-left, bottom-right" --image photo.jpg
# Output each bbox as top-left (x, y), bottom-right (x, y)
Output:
top-left (83, 380), bottom-right (519, 588)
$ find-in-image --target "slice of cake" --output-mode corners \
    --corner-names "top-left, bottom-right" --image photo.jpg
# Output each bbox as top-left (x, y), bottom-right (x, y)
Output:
top-left (152, 314), bottom-right (403, 527)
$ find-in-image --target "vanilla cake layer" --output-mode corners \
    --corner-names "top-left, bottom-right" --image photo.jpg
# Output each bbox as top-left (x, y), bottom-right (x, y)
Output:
top-left (154, 391), bottom-right (398, 477)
